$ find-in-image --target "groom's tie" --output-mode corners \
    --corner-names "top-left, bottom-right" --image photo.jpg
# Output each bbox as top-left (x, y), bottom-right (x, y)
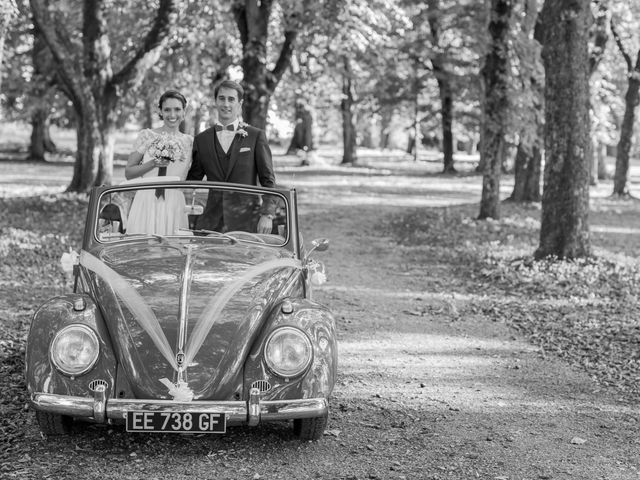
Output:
top-left (215, 124), bottom-right (235, 132)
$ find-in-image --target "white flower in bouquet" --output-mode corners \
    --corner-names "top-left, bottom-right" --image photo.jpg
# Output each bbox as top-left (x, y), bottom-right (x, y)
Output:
top-left (148, 136), bottom-right (184, 162)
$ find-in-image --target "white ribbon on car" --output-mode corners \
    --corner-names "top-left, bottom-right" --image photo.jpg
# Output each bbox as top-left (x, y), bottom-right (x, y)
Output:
top-left (183, 258), bottom-right (303, 366)
top-left (80, 250), bottom-right (179, 371)
top-left (79, 250), bottom-right (302, 399)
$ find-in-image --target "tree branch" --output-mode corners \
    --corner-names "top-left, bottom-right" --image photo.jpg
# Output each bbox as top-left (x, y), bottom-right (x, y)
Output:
top-left (110, 0), bottom-right (177, 88)
top-left (83, 0), bottom-right (111, 82)
top-left (29, 0), bottom-right (84, 106)
top-left (610, 17), bottom-right (631, 72)
top-left (232, 1), bottom-right (248, 47)
top-left (267, 29), bottom-right (298, 92)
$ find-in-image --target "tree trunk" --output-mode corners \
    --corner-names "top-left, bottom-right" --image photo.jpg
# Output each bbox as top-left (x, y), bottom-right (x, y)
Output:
top-left (341, 57), bottom-right (357, 165)
top-left (586, 1), bottom-right (609, 186)
top-left (535, 0), bottom-right (591, 260)
top-left (406, 134), bottom-right (415, 155)
top-left (143, 97), bottom-right (154, 129)
top-left (412, 59), bottom-right (420, 162)
top-left (509, 129), bottom-right (541, 202)
top-left (612, 74), bottom-right (639, 196)
top-left (0, 20), bottom-right (6, 94)
top-left (233, 0), bottom-right (297, 130)
top-left (380, 107), bottom-right (392, 149)
top-left (193, 104), bottom-right (203, 136)
top-left (0, 2), bottom-right (14, 93)
top-left (609, 19), bottom-right (640, 197)
top-left (28, 20), bottom-right (57, 161)
top-left (596, 141), bottom-right (608, 180)
top-left (68, 101), bottom-right (113, 191)
top-left (510, 49), bottom-right (543, 202)
top-left (427, 0), bottom-right (455, 173)
top-left (29, 108), bottom-right (56, 161)
top-left (29, 109), bottom-right (47, 162)
top-left (478, 0), bottom-right (513, 220)
top-left (438, 76), bottom-right (455, 173)
top-left (30, 0), bottom-right (176, 192)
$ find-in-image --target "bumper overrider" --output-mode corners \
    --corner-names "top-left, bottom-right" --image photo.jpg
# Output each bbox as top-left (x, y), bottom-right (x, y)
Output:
top-left (31, 387), bottom-right (328, 427)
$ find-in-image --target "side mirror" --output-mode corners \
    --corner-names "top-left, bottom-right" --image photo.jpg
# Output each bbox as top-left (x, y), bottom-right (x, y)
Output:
top-left (308, 238), bottom-right (329, 255)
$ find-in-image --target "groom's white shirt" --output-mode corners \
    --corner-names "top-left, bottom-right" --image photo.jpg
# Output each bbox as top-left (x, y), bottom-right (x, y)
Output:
top-left (216, 119), bottom-right (239, 153)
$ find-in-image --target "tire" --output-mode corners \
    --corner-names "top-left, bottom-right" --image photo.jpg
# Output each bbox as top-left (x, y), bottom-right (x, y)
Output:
top-left (35, 410), bottom-right (73, 435)
top-left (293, 413), bottom-right (328, 441)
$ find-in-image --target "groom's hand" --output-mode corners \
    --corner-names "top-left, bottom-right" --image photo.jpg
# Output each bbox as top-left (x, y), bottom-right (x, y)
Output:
top-left (257, 215), bottom-right (273, 234)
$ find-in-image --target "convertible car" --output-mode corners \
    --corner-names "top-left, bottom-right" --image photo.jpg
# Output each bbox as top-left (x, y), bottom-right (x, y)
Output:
top-left (25, 180), bottom-right (337, 441)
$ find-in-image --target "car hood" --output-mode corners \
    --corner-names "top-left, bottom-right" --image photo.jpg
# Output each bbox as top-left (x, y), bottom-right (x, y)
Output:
top-left (80, 241), bottom-right (301, 400)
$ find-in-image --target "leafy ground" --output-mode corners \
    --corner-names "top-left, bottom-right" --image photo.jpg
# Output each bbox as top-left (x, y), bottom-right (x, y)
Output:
top-left (1, 149), bottom-right (640, 479)
top-left (389, 201), bottom-right (640, 399)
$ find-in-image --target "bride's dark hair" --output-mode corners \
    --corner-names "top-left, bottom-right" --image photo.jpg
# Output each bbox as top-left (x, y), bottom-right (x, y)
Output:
top-left (158, 90), bottom-right (187, 119)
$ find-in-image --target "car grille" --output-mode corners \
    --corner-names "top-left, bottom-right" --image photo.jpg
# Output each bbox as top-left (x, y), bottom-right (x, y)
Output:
top-left (251, 380), bottom-right (271, 393)
top-left (89, 379), bottom-right (109, 391)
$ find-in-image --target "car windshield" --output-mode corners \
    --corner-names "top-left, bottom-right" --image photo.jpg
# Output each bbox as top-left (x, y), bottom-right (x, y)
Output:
top-left (95, 184), bottom-right (288, 246)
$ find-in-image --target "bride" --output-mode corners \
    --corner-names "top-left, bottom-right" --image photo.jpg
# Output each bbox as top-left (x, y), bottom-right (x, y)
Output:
top-left (124, 90), bottom-right (193, 235)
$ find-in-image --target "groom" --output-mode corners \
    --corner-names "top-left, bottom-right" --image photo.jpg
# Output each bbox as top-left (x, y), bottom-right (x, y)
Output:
top-left (187, 80), bottom-right (276, 233)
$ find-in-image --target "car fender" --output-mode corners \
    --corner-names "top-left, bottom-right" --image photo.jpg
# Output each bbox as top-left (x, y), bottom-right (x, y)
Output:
top-left (244, 298), bottom-right (338, 401)
top-left (25, 294), bottom-right (117, 400)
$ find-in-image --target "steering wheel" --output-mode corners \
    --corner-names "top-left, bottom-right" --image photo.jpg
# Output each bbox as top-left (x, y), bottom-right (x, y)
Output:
top-left (226, 231), bottom-right (267, 244)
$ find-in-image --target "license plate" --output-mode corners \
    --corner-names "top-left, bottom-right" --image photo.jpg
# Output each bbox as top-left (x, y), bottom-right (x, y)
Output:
top-left (126, 411), bottom-right (226, 433)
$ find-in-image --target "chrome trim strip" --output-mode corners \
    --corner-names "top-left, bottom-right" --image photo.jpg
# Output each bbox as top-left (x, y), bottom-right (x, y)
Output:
top-left (177, 245), bottom-right (193, 352)
top-left (30, 393), bottom-right (328, 426)
top-left (175, 244), bottom-right (194, 376)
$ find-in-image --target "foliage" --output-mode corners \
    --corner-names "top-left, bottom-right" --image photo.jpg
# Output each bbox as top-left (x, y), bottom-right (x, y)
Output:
top-left (389, 200), bottom-right (640, 399)
top-left (2, 0), bottom-right (640, 167)
top-left (126, 0), bottom-right (238, 132)
top-left (507, 0), bottom-right (543, 151)
top-left (400, 0), bottom-right (486, 146)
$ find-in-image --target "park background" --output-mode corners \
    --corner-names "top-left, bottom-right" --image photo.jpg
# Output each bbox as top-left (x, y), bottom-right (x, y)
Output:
top-left (2, 1), bottom-right (640, 479)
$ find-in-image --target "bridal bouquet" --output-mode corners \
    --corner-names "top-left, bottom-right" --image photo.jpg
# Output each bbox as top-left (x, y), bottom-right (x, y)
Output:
top-left (148, 136), bottom-right (184, 162)
top-left (148, 136), bottom-right (184, 198)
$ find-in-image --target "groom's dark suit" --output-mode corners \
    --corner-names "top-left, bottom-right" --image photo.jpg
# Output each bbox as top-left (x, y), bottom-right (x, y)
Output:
top-left (187, 124), bottom-right (276, 232)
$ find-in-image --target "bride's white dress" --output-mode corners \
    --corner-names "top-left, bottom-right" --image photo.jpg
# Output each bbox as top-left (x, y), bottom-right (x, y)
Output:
top-left (126, 129), bottom-right (193, 236)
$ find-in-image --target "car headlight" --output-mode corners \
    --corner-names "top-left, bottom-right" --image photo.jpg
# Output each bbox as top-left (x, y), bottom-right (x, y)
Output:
top-left (50, 324), bottom-right (100, 376)
top-left (264, 327), bottom-right (313, 378)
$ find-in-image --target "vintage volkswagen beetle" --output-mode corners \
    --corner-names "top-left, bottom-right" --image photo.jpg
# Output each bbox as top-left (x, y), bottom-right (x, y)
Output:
top-left (25, 180), bottom-right (337, 441)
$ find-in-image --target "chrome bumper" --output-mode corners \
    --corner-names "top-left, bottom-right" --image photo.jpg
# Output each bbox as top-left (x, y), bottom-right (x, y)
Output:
top-left (30, 387), bottom-right (328, 426)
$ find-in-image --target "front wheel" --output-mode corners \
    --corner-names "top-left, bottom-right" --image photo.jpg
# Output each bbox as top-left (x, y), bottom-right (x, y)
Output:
top-left (36, 411), bottom-right (73, 435)
top-left (293, 413), bottom-right (328, 441)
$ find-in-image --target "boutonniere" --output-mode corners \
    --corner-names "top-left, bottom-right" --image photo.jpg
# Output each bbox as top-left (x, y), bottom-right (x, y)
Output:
top-left (236, 121), bottom-right (249, 138)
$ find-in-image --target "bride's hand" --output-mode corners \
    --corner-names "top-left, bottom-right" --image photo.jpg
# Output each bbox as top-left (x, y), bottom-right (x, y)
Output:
top-left (153, 157), bottom-right (171, 168)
